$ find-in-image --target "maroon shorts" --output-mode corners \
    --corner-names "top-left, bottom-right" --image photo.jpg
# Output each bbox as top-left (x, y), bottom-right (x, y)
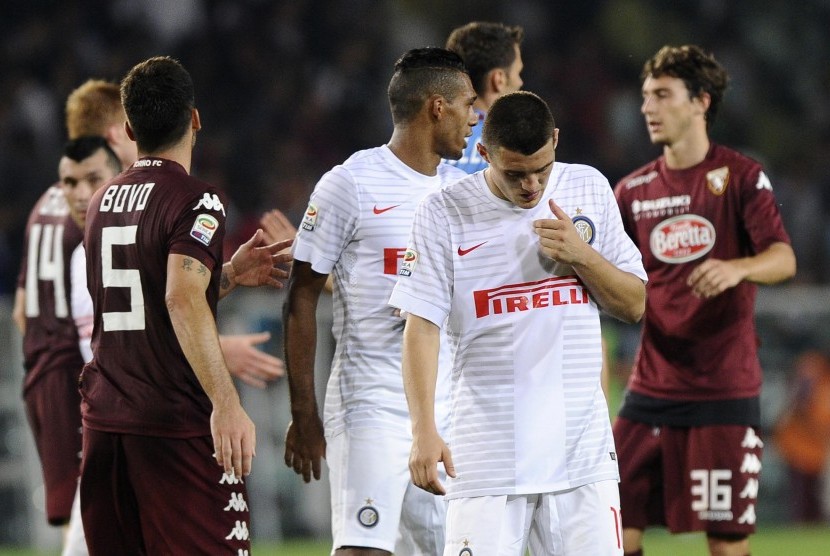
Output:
top-left (613, 417), bottom-right (763, 536)
top-left (23, 369), bottom-right (83, 525)
top-left (80, 428), bottom-right (251, 555)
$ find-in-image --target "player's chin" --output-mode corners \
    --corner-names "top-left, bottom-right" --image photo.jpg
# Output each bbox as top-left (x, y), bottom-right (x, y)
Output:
top-left (439, 143), bottom-right (465, 161)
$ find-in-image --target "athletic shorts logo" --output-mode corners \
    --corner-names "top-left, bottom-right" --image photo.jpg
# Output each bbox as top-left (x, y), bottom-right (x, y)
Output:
top-left (190, 214), bottom-right (219, 246)
top-left (650, 214), bottom-right (715, 263)
top-left (706, 166), bottom-right (730, 195)
top-left (357, 505), bottom-right (379, 528)
top-left (399, 248), bottom-right (417, 277)
top-left (572, 215), bottom-right (595, 244)
top-left (301, 203), bottom-right (318, 231)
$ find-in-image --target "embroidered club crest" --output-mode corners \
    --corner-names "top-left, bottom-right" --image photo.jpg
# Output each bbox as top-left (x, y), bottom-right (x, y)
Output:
top-left (706, 166), bottom-right (730, 195)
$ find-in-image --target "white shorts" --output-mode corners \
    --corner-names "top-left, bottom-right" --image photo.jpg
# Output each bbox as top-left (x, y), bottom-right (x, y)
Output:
top-left (444, 480), bottom-right (623, 556)
top-left (327, 426), bottom-right (446, 554)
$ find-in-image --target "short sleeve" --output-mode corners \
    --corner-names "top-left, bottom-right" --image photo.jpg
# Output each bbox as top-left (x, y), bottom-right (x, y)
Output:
top-left (292, 165), bottom-right (360, 274)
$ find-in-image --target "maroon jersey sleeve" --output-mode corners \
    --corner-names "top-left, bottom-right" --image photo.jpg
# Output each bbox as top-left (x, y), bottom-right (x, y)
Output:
top-left (18, 186), bottom-right (85, 392)
top-left (615, 145), bottom-right (791, 402)
top-left (80, 158), bottom-right (226, 437)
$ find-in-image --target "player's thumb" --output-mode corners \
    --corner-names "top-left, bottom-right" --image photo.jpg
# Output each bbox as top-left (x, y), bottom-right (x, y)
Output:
top-left (548, 198), bottom-right (568, 220)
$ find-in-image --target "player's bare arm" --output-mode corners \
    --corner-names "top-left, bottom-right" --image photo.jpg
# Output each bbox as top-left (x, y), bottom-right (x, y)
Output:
top-left (219, 228), bottom-right (293, 299)
top-left (402, 314), bottom-right (455, 495)
top-left (687, 241), bottom-right (796, 299)
top-left (219, 333), bottom-right (285, 389)
top-left (283, 260), bottom-right (328, 482)
top-left (534, 199), bottom-right (645, 323)
top-left (12, 286), bottom-right (25, 334)
top-left (166, 253), bottom-right (256, 478)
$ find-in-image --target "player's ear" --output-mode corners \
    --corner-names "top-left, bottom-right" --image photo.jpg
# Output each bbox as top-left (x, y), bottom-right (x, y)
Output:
top-left (477, 142), bottom-right (491, 163)
top-left (552, 128), bottom-right (560, 150)
top-left (489, 68), bottom-right (507, 94)
top-left (429, 94), bottom-right (444, 120)
top-left (191, 108), bottom-right (202, 132)
top-left (124, 120), bottom-right (135, 141)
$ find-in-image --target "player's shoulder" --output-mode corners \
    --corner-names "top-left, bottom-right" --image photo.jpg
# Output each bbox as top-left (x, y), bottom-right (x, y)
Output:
top-left (28, 184), bottom-right (70, 223)
top-left (437, 161), bottom-right (469, 184)
top-left (557, 161), bottom-right (607, 182)
top-left (708, 143), bottom-right (763, 173)
top-left (614, 159), bottom-right (661, 194)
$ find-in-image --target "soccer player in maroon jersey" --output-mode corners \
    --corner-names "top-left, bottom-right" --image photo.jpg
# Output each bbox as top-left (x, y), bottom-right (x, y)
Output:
top-left (79, 56), bottom-right (291, 555)
top-left (14, 170), bottom-right (85, 532)
top-left (612, 45), bottom-right (796, 556)
top-left (63, 78), bottom-right (288, 388)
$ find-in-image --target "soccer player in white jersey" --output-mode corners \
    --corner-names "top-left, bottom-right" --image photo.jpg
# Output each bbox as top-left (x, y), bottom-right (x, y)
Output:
top-left (390, 91), bottom-right (647, 556)
top-left (283, 47), bottom-right (477, 555)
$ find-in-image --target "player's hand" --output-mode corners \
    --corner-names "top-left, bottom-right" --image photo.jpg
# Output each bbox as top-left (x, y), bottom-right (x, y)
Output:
top-left (687, 258), bottom-right (745, 299)
top-left (229, 229), bottom-right (293, 288)
top-left (259, 209), bottom-right (297, 253)
top-left (284, 416), bottom-right (326, 483)
top-left (409, 429), bottom-right (455, 495)
top-left (211, 401), bottom-right (256, 478)
top-left (533, 199), bottom-right (589, 265)
top-left (220, 333), bottom-right (285, 389)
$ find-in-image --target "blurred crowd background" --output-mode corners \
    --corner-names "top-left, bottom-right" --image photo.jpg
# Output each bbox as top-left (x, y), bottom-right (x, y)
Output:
top-left (1, 0), bottom-right (830, 549)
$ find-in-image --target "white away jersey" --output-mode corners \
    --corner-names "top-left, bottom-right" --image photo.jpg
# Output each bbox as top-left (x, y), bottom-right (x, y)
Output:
top-left (390, 163), bottom-right (647, 499)
top-left (293, 145), bottom-right (466, 436)
top-left (70, 244), bottom-right (93, 363)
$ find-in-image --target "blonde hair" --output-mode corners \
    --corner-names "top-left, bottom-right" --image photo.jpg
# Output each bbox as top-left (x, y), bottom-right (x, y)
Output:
top-left (65, 79), bottom-right (124, 139)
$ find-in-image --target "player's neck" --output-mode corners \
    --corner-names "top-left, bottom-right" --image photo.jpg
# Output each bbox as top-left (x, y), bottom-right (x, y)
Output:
top-left (473, 95), bottom-right (493, 114)
top-left (662, 131), bottom-right (710, 170)
top-left (138, 136), bottom-right (194, 173)
top-left (387, 130), bottom-right (440, 176)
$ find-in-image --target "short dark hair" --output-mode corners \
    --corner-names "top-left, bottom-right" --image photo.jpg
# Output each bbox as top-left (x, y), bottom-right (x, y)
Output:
top-left (482, 91), bottom-right (555, 155)
top-left (63, 136), bottom-right (122, 175)
top-left (642, 45), bottom-right (729, 129)
top-left (446, 22), bottom-right (524, 95)
top-left (120, 56), bottom-right (194, 153)
top-left (387, 47), bottom-right (469, 125)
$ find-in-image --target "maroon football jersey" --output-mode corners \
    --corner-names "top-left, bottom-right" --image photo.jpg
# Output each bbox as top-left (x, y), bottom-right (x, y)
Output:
top-left (81, 158), bottom-right (227, 437)
top-left (615, 144), bottom-right (791, 401)
top-left (17, 186), bottom-right (85, 393)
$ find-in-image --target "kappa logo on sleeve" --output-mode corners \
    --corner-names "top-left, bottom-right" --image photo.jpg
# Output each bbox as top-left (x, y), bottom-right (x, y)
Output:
top-left (301, 203), bottom-right (318, 231)
top-left (192, 192), bottom-right (226, 215)
top-left (191, 214), bottom-right (220, 246)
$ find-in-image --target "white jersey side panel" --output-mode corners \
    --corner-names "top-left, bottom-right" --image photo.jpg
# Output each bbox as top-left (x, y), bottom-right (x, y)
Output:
top-left (70, 244), bottom-right (93, 364)
top-left (390, 163), bottom-right (647, 498)
top-left (293, 145), bottom-right (466, 435)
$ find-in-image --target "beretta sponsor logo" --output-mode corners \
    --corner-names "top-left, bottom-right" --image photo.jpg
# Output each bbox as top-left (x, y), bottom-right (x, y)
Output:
top-left (649, 214), bottom-right (716, 263)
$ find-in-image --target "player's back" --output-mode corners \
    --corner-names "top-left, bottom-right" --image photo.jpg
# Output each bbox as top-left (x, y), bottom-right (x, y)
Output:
top-left (18, 186), bottom-right (84, 392)
top-left (81, 158), bottom-right (227, 437)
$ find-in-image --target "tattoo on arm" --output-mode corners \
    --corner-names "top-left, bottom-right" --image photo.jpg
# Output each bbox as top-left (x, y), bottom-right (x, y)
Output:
top-left (182, 258), bottom-right (193, 271)
top-left (220, 271), bottom-right (230, 290)
top-left (197, 264), bottom-right (207, 276)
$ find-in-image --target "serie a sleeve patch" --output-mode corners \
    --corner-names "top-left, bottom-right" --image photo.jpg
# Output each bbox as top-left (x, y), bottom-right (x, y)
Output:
top-left (190, 213), bottom-right (219, 246)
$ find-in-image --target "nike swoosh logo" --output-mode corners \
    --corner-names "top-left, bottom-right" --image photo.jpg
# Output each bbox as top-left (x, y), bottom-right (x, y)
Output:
top-left (457, 242), bottom-right (487, 256)
top-left (373, 204), bottom-right (401, 215)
